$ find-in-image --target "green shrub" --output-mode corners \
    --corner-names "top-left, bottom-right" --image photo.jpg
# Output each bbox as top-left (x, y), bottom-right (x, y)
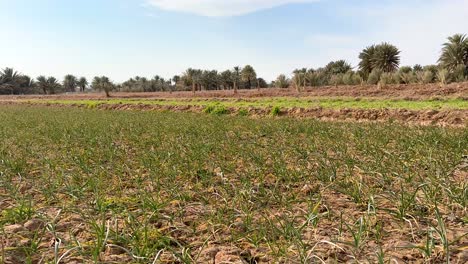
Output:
top-left (379, 72), bottom-right (398, 87)
top-left (437, 68), bottom-right (450, 85)
top-left (399, 71), bottom-right (416, 84)
top-left (416, 70), bottom-right (435, 84)
top-left (342, 71), bottom-right (354, 85)
top-left (353, 74), bottom-right (364, 86)
top-left (329, 74), bottom-right (344, 86)
top-left (203, 105), bottom-right (215, 114)
top-left (270, 106), bottom-right (281, 116)
top-left (204, 105), bottom-right (229, 115)
top-left (452, 64), bottom-right (467, 82)
top-left (399, 66), bottom-right (413, 74)
top-left (211, 106), bottom-right (229, 115)
top-left (367, 69), bottom-right (382, 85)
top-left (237, 108), bottom-right (249, 116)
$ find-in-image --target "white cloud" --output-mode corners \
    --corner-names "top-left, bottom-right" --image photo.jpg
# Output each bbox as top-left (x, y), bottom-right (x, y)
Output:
top-left (146, 0), bottom-right (319, 17)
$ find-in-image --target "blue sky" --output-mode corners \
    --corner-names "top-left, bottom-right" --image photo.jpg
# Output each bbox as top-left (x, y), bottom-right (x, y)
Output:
top-left (1, 0), bottom-right (467, 82)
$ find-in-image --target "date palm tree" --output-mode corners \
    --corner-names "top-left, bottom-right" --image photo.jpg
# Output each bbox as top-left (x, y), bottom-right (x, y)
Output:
top-left (46, 77), bottom-right (61, 94)
top-left (275, 74), bottom-right (290, 88)
top-left (359, 43), bottom-right (400, 74)
top-left (36, 76), bottom-right (48, 94)
top-left (92, 76), bottom-right (113, 97)
top-left (373, 43), bottom-right (400, 72)
top-left (232, 66), bottom-right (241, 94)
top-left (77, 77), bottom-right (88, 92)
top-left (63, 74), bottom-right (77, 92)
top-left (0, 68), bottom-right (20, 94)
top-left (358, 45), bottom-right (377, 76)
top-left (241, 65), bottom-right (256, 89)
top-left (438, 34), bottom-right (468, 72)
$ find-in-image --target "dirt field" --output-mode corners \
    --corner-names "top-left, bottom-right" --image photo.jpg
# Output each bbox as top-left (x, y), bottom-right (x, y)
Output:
top-left (1, 83), bottom-right (467, 126)
top-left (2, 82), bottom-right (468, 100)
top-left (0, 106), bottom-right (467, 263)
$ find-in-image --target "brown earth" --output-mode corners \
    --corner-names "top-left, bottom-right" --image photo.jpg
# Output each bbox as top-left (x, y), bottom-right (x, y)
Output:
top-left (2, 101), bottom-right (467, 127)
top-left (1, 82), bottom-right (468, 100)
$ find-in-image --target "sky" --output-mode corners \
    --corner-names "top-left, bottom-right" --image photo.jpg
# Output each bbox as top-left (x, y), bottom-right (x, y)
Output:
top-left (1, 0), bottom-right (467, 82)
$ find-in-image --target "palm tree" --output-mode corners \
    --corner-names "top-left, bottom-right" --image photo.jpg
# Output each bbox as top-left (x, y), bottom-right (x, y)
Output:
top-left (325, 60), bottom-right (352, 75)
top-left (359, 43), bottom-right (400, 74)
top-left (220, 70), bottom-right (233, 90)
top-left (438, 34), bottom-right (468, 72)
top-left (172, 75), bottom-right (180, 86)
top-left (292, 70), bottom-right (306, 92)
top-left (36, 76), bottom-right (48, 94)
top-left (46, 77), bottom-right (61, 94)
top-left (0, 68), bottom-right (20, 94)
top-left (241, 65), bottom-right (256, 89)
top-left (232, 66), bottom-right (241, 94)
top-left (63, 74), bottom-right (77, 92)
top-left (372, 43), bottom-right (400, 72)
top-left (77, 77), bottom-right (88, 92)
top-left (275, 74), bottom-right (290, 88)
top-left (92, 76), bottom-right (113, 97)
top-left (358, 45), bottom-right (377, 76)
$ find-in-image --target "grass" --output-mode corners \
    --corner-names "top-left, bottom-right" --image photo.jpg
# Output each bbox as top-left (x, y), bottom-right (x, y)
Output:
top-left (0, 105), bottom-right (466, 263)
top-left (18, 96), bottom-right (468, 110)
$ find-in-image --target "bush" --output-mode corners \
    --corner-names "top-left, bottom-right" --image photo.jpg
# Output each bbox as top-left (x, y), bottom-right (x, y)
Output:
top-left (237, 108), bottom-right (249, 116)
top-left (399, 71), bottom-right (416, 84)
top-left (452, 64), bottom-right (467, 82)
top-left (270, 106), bottom-right (281, 116)
top-left (329, 74), bottom-right (344, 86)
top-left (416, 70), bottom-right (435, 84)
top-left (399, 66), bottom-right (413, 74)
top-left (437, 68), bottom-right (450, 85)
top-left (342, 71), bottom-right (354, 85)
top-left (353, 74), bottom-right (364, 86)
top-left (379, 72), bottom-right (398, 87)
top-left (203, 105), bottom-right (216, 114)
top-left (367, 69), bottom-right (382, 85)
top-left (211, 106), bottom-right (229, 115)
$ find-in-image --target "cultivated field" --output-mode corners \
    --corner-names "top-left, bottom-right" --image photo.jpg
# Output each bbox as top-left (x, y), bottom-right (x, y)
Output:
top-left (2, 83), bottom-right (468, 126)
top-left (0, 84), bottom-right (467, 263)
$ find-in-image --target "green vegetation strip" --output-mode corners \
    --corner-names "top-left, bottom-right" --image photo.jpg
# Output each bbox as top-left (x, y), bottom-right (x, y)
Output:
top-left (21, 97), bottom-right (468, 110)
top-left (0, 105), bottom-right (467, 263)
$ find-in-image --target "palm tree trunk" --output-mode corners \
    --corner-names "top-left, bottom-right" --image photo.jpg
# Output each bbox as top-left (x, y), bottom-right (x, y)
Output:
top-left (234, 81), bottom-right (238, 94)
top-left (192, 83), bottom-right (195, 94)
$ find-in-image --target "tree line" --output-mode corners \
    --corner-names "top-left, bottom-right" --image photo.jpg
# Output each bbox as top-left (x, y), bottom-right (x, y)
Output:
top-left (1, 34), bottom-right (467, 96)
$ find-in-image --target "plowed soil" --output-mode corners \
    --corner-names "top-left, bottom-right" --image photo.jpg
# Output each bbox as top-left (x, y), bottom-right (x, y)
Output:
top-left (2, 82), bottom-right (468, 100)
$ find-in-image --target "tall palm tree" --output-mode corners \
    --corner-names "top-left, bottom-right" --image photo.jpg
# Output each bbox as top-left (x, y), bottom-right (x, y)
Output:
top-left (325, 60), bottom-right (352, 75)
top-left (241, 65), bottom-right (256, 89)
top-left (172, 75), bottom-right (180, 86)
top-left (275, 74), bottom-right (290, 88)
top-left (232, 66), bottom-right (241, 94)
top-left (36, 76), bottom-right (48, 94)
top-left (372, 43), bottom-right (400, 72)
top-left (63, 74), bottom-right (77, 92)
top-left (358, 45), bottom-right (377, 76)
top-left (0, 68), bottom-right (20, 94)
top-left (220, 70), bottom-right (232, 90)
top-left (92, 76), bottom-right (113, 97)
top-left (77, 77), bottom-right (88, 92)
top-left (359, 43), bottom-right (400, 74)
top-left (46, 77), bottom-right (61, 94)
top-left (438, 34), bottom-right (468, 72)
top-left (184, 68), bottom-right (197, 93)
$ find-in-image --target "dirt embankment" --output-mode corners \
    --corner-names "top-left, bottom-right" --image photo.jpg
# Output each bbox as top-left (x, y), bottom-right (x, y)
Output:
top-left (1, 82), bottom-right (468, 100)
top-left (2, 101), bottom-right (466, 127)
